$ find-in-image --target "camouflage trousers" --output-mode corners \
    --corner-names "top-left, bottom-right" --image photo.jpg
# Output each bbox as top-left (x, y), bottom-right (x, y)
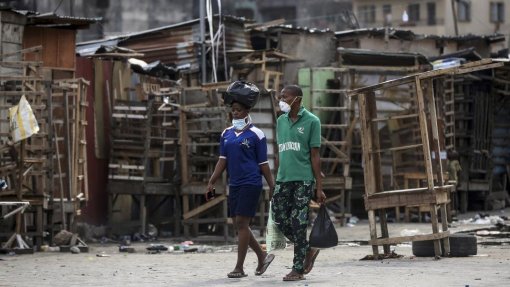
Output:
top-left (271, 181), bottom-right (314, 273)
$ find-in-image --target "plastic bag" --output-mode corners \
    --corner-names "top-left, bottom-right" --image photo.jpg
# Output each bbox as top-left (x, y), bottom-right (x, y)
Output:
top-left (9, 95), bottom-right (39, 142)
top-left (309, 205), bottom-right (338, 248)
top-left (265, 202), bottom-right (286, 252)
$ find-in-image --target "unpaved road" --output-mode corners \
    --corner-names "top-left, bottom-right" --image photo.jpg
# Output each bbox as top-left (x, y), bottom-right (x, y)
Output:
top-left (1, 212), bottom-right (509, 287)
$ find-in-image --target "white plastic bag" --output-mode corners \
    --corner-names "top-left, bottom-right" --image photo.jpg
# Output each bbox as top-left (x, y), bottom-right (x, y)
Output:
top-left (265, 202), bottom-right (286, 252)
top-left (9, 95), bottom-right (39, 142)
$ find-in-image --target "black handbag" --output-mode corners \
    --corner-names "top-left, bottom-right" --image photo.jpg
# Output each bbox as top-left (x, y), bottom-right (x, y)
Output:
top-left (309, 205), bottom-right (338, 248)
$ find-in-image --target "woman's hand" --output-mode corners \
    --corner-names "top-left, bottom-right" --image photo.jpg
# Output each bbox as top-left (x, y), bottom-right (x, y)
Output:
top-left (206, 182), bottom-right (214, 201)
top-left (268, 184), bottom-right (275, 200)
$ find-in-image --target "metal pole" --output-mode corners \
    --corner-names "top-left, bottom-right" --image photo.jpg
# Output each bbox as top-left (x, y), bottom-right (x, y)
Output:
top-left (451, 0), bottom-right (459, 36)
top-left (200, 0), bottom-right (207, 84)
top-left (15, 140), bottom-right (24, 234)
top-left (70, 0), bottom-right (74, 16)
top-left (63, 89), bottom-right (72, 229)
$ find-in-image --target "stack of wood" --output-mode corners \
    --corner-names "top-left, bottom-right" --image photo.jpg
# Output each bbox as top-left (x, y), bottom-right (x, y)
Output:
top-left (0, 46), bottom-right (89, 250)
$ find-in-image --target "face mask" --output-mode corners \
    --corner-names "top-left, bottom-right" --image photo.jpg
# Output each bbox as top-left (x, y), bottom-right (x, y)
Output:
top-left (279, 100), bottom-right (291, 113)
top-left (232, 115), bottom-right (251, 131)
top-left (279, 97), bottom-right (299, 113)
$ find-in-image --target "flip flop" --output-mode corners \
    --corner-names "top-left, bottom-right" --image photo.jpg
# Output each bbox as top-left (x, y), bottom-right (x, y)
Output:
top-left (227, 271), bottom-right (248, 278)
top-left (304, 249), bottom-right (320, 274)
top-left (282, 273), bottom-right (305, 281)
top-left (255, 253), bottom-right (275, 276)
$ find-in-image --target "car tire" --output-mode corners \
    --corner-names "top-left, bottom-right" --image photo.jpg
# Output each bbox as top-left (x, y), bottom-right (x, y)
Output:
top-left (412, 233), bottom-right (477, 257)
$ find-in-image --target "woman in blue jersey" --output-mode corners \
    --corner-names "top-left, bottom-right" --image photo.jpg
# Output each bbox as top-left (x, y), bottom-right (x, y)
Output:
top-left (207, 81), bottom-right (275, 279)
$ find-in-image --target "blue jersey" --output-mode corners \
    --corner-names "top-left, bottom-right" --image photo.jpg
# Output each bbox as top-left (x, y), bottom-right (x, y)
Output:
top-left (219, 124), bottom-right (268, 187)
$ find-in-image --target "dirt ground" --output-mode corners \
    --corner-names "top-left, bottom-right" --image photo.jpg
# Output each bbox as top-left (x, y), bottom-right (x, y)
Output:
top-left (1, 210), bottom-right (509, 287)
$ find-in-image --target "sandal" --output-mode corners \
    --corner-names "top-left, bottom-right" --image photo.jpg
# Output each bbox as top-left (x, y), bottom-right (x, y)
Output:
top-left (255, 253), bottom-right (275, 276)
top-left (227, 271), bottom-right (248, 278)
top-left (304, 248), bottom-right (320, 274)
top-left (283, 272), bottom-right (305, 281)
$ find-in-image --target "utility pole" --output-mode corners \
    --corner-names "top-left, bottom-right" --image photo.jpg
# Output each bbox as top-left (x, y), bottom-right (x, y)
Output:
top-left (199, 0), bottom-right (207, 84)
top-left (451, 0), bottom-right (459, 36)
top-left (69, 0), bottom-right (75, 16)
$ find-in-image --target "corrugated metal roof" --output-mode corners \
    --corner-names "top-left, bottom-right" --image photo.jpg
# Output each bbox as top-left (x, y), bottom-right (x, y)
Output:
top-left (77, 15), bottom-right (251, 73)
top-left (335, 28), bottom-right (505, 43)
top-left (10, 10), bottom-right (101, 29)
top-left (338, 48), bottom-right (431, 66)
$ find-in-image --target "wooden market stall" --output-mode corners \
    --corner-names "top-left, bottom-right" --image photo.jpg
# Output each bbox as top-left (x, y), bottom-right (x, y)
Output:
top-left (348, 59), bottom-right (509, 258)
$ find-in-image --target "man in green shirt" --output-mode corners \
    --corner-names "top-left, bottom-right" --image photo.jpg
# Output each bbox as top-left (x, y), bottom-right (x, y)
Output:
top-left (272, 85), bottom-right (326, 281)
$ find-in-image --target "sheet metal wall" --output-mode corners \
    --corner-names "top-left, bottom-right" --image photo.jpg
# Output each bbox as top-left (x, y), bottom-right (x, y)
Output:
top-left (75, 57), bottom-right (111, 225)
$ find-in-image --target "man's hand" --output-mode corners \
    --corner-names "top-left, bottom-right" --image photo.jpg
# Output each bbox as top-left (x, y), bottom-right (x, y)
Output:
top-left (268, 185), bottom-right (275, 200)
top-left (315, 188), bottom-right (326, 204)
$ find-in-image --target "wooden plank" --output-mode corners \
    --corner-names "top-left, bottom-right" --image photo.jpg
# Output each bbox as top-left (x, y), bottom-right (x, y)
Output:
top-left (425, 78), bottom-right (444, 184)
top-left (368, 231), bottom-right (450, 245)
top-left (359, 93), bottom-right (376, 196)
top-left (440, 203), bottom-right (450, 255)
top-left (365, 188), bottom-right (449, 210)
top-left (372, 113), bottom-right (419, 122)
top-left (429, 203), bottom-right (442, 257)
top-left (415, 77), bottom-right (434, 189)
top-left (109, 175), bottom-right (144, 181)
top-left (312, 106), bottom-right (348, 111)
top-left (321, 124), bottom-right (348, 129)
top-left (368, 210), bottom-right (379, 255)
top-left (0, 45), bottom-right (42, 59)
top-left (311, 89), bottom-right (348, 94)
top-left (182, 194), bottom-right (227, 220)
top-left (372, 144), bottom-right (423, 153)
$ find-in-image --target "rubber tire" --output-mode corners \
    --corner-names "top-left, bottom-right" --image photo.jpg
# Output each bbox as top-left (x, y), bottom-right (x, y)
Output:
top-left (412, 233), bottom-right (477, 257)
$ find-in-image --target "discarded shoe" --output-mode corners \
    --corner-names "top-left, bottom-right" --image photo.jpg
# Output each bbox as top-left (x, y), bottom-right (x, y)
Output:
top-left (146, 244), bottom-right (168, 251)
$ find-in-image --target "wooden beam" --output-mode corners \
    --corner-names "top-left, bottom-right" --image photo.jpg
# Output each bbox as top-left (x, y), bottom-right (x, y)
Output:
top-left (415, 77), bottom-right (435, 189)
top-left (368, 230), bottom-right (450, 245)
top-left (182, 194), bottom-right (226, 220)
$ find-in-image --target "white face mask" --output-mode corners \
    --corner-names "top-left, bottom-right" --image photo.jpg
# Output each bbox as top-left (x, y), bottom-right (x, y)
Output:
top-left (279, 100), bottom-right (291, 113)
top-left (232, 115), bottom-right (251, 131)
top-left (279, 97), bottom-right (299, 113)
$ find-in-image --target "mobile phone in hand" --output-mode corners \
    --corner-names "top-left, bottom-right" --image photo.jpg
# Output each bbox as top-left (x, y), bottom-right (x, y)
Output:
top-left (206, 188), bottom-right (216, 200)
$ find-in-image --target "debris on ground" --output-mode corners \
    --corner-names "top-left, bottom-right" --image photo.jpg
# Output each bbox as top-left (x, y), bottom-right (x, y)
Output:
top-left (360, 251), bottom-right (404, 260)
top-left (458, 213), bottom-right (506, 225)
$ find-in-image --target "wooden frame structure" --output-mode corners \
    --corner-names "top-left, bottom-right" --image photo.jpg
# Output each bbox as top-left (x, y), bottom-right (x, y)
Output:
top-left (0, 46), bottom-right (90, 250)
top-left (348, 59), bottom-right (509, 258)
top-left (107, 83), bottom-right (181, 236)
top-left (179, 83), bottom-right (230, 240)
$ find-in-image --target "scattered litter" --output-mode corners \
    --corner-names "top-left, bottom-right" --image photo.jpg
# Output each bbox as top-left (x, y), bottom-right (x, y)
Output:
top-left (400, 229), bottom-right (420, 236)
top-left (476, 230), bottom-right (502, 236)
top-left (119, 246), bottom-right (135, 253)
top-left (360, 251), bottom-right (403, 260)
top-left (346, 243), bottom-right (360, 247)
top-left (70, 246), bottom-right (81, 254)
top-left (146, 244), bottom-right (168, 253)
top-left (396, 243), bottom-right (412, 248)
top-left (459, 214), bottom-right (506, 225)
top-left (54, 230), bottom-right (74, 246)
top-left (184, 247), bottom-right (198, 253)
top-left (348, 216), bottom-right (359, 224)
top-left (96, 252), bottom-right (110, 257)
